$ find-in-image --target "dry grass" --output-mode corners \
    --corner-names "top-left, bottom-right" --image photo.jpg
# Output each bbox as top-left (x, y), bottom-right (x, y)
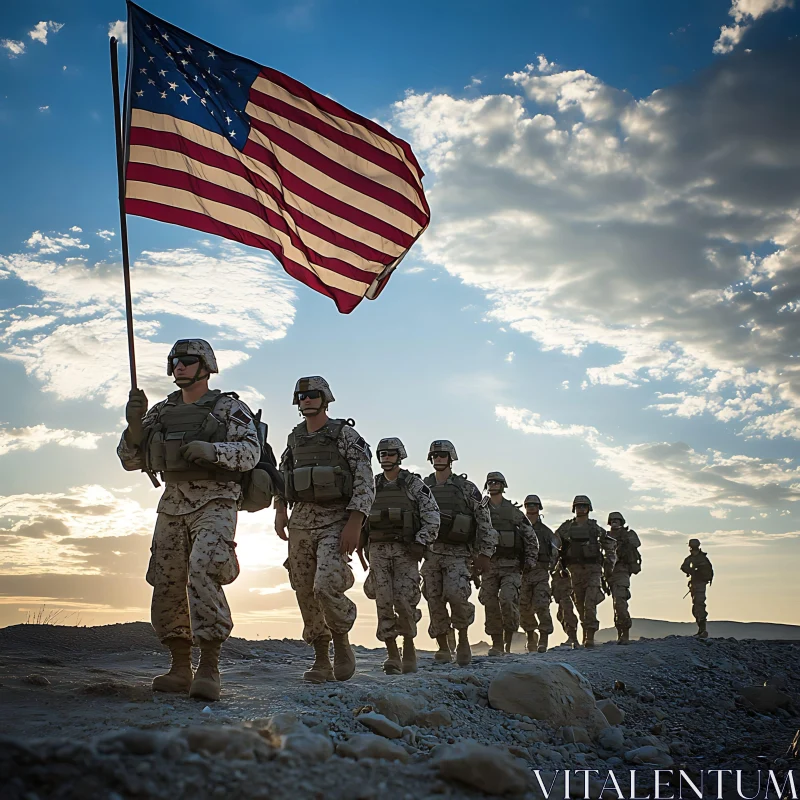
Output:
top-left (25, 605), bottom-right (84, 626)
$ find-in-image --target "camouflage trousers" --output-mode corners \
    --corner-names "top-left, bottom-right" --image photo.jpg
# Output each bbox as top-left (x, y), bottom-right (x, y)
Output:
top-left (479, 562), bottom-right (522, 636)
top-left (286, 524), bottom-right (356, 645)
top-left (690, 580), bottom-right (708, 623)
top-left (551, 572), bottom-right (579, 635)
top-left (363, 541), bottom-right (422, 641)
top-left (610, 569), bottom-right (632, 630)
top-left (146, 498), bottom-right (239, 643)
top-left (420, 552), bottom-right (474, 638)
top-left (567, 564), bottom-right (605, 632)
top-left (519, 566), bottom-right (554, 635)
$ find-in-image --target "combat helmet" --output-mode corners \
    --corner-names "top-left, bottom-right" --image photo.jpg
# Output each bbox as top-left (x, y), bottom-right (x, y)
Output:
top-left (688, 538), bottom-right (701, 549)
top-left (428, 440), bottom-right (458, 462)
top-left (572, 494), bottom-right (593, 512)
top-left (376, 437), bottom-right (407, 460)
top-left (484, 471), bottom-right (508, 489)
top-left (292, 376), bottom-right (334, 405)
top-left (608, 511), bottom-right (626, 525)
top-left (167, 339), bottom-right (218, 376)
top-left (524, 494), bottom-right (543, 509)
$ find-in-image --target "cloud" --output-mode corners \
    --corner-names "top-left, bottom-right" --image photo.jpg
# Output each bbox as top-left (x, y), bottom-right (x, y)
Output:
top-left (464, 77), bottom-right (482, 90)
top-left (0, 240), bottom-right (296, 406)
top-left (1, 39), bottom-right (26, 58)
top-left (0, 424), bottom-right (105, 457)
top-left (496, 404), bottom-right (800, 512)
top-left (28, 21), bottom-right (64, 45)
top-left (713, 0), bottom-right (794, 54)
top-left (107, 20), bottom-right (127, 45)
top-left (392, 48), bottom-right (800, 440)
top-left (96, 230), bottom-right (115, 241)
top-left (38, 106), bottom-right (49, 112)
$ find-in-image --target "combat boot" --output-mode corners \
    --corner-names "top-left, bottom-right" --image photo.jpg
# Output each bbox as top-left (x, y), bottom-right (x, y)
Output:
top-left (503, 629), bottom-right (515, 654)
top-left (189, 639), bottom-right (222, 701)
top-left (332, 632), bottom-right (356, 681)
top-left (303, 637), bottom-right (334, 683)
top-left (526, 630), bottom-right (539, 653)
top-left (617, 628), bottom-right (629, 645)
top-left (434, 634), bottom-right (453, 663)
top-left (401, 636), bottom-right (417, 673)
top-left (455, 629), bottom-right (472, 666)
top-left (566, 629), bottom-right (580, 649)
top-left (584, 628), bottom-right (596, 649)
top-left (537, 633), bottom-right (549, 653)
top-left (695, 621), bottom-right (709, 639)
top-left (488, 635), bottom-right (505, 656)
top-left (446, 628), bottom-right (456, 653)
top-left (383, 637), bottom-right (402, 675)
top-left (152, 637), bottom-right (193, 693)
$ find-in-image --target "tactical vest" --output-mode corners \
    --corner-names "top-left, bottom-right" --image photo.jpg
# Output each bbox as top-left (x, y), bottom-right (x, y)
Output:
top-left (368, 471), bottom-right (419, 543)
top-left (144, 391), bottom-right (243, 484)
top-left (562, 520), bottom-right (602, 565)
top-left (689, 552), bottom-right (713, 582)
top-left (534, 521), bottom-right (554, 564)
top-left (491, 500), bottom-right (524, 559)
top-left (616, 529), bottom-right (642, 573)
top-left (285, 419), bottom-right (353, 504)
top-left (424, 474), bottom-right (476, 544)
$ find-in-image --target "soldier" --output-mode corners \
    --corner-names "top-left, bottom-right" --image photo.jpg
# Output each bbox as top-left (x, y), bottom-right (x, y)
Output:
top-left (519, 494), bottom-right (560, 653)
top-left (480, 473), bottom-right (538, 655)
top-left (421, 440), bottom-right (497, 667)
top-left (607, 512), bottom-right (642, 645)
top-left (362, 437), bottom-right (440, 674)
top-left (274, 377), bottom-right (374, 683)
top-left (118, 339), bottom-right (261, 701)
top-left (556, 495), bottom-right (617, 649)
top-left (680, 538), bottom-right (714, 638)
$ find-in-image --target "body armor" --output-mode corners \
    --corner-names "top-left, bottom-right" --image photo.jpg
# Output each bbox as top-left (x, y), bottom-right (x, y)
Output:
top-left (424, 474), bottom-right (476, 544)
top-left (144, 390), bottom-right (243, 484)
top-left (562, 520), bottom-right (603, 565)
top-left (534, 520), bottom-right (555, 565)
top-left (284, 419), bottom-right (353, 503)
top-left (490, 499), bottom-right (524, 559)
top-left (368, 470), bottom-right (419, 543)
top-left (616, 528), bottom-right (642, 573)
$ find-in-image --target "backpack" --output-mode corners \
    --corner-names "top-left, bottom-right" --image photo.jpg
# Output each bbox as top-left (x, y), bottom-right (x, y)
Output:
top-left (236, 401), bottom-right (284, 513)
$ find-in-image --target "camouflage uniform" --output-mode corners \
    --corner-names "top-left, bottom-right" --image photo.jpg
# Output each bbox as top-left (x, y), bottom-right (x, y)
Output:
top-left (556, 517), bottom-right (617, 634)
top-left (364, 470), bottom-right (440, 641)
top-left (480, 499), bottom-right (537, 636)
top-left (681, 547), bottom-right (713, 627)
top-left (421, 475), bottom-right (496, 638)
top-left (281, 422), bottom-right (374, 645)
top-left (520, 519), bottom-right (559, 637)
top-left (551, 569), bottom-right (579, 636)
top-left (117, 392), bottom-right (260, 643)
top-left (609, 526), bottom-right (641, 632)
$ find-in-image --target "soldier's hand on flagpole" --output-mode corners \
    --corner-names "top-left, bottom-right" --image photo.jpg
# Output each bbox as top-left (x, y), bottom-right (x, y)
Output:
top-left (125, 388), bottom-right (148, 441)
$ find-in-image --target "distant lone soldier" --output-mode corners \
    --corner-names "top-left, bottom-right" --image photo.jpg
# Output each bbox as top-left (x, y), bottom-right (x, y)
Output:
top-left (607, 512), bottom-right (642, 645)
top-left (118, 339), bottom-right (261, 701)
top-left (680, 538), bottom-right (713, 638)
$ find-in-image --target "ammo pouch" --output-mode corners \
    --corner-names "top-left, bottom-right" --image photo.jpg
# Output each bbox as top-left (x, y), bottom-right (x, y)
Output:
top-left (494, 528), bottom-right (524, 560)
top-left (437, 512), bottom-right (475, 544)
top-left (241, 467), bottom-right (274, 513)
top-left (368, 508), bottom-right (416, 543)
top-left (291, 465), bottom-right (345, 503)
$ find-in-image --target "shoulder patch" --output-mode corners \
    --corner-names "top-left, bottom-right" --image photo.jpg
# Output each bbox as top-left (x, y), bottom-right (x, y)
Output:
top-left (479, 495), bottom-right (490, 508)
top-left (353, 436), bottom-right (370, 456)
top-left (420, 483), bottom-right (432, 497)
top-left (230, 408), bottom-right (252, 426)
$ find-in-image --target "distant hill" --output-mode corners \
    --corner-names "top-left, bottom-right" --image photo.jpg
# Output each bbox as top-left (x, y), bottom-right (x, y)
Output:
top-left (596, 618), bottom-right (800, 642)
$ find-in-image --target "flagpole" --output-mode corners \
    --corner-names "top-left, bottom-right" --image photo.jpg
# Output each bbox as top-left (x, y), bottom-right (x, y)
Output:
top-left (110, 36), bottom-right (138, 390)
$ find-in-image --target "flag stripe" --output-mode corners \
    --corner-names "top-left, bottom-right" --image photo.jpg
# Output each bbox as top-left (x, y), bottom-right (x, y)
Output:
top-left (247, 117), bottom-right (429, 228)
top-left (259, 66), bottom-right (424, 182)
top-left (248, 86), bottom-right (427, 208)
top-left (251, 74), bottom-right (425, 194)
top-left (127, 172), bottom-right (381, 285)
top-left (129, 141), bottom-right (401, 267)
top-left (131, 109), bottom-right (419, 242)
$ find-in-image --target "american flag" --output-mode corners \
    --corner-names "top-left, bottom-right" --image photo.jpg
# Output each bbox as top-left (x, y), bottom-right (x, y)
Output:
top-left (124, 2), bottom-right (430, 314)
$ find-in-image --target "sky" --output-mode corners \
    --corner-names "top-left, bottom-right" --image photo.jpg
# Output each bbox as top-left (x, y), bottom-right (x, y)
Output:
top-left (0, 0), bottom-right (799, 646)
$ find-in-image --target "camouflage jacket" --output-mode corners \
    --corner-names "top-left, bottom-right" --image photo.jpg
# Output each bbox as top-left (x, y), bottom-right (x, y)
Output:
top-left (487, 497), bottom-right (539, 570)
top-left (373, 470), bottom-right (441, 547)
top-left (555, 517), bottom-right (617, 573)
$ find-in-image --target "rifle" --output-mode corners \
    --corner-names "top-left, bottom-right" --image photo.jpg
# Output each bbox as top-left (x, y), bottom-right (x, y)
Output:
top-left (601, 576), bottom-right (611, 596)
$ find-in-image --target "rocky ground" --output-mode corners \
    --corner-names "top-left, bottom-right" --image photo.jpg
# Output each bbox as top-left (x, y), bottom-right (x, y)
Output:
top-left (0, 623), bottom-right (798, 799)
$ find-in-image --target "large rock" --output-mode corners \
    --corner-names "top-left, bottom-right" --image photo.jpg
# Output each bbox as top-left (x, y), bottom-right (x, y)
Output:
top-left (356, 712), bottom-right (404, 739)
top-left (279, 732), bottom-right (333, 763)
top-left (336, 734), bottom-right (409, 762)
top-left (738, 686), bottom-right (792, 713)
top-left (597, 727), bottom-right (625, 754)
top-left (435, 741), bottom-right (529, 796)
top-left (369, 691), bottom-right (425, 726)
top-left (488, 662), bottom-right (607, 735)
top-left (596, 699), bottom-right (625, 725)
top-left (416, 707), bottom-right (453, 728)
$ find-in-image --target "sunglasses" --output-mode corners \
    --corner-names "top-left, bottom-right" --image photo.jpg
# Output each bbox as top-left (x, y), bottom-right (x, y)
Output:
top-left (378, 450), bottom-right (399, 458)
top-left (297, 390), bottom-right (323, 401)
top-left (487, 480), bottom-right (504, 485)
top-left (171, 355), bottom-right (201, 368)
top-left (525, 503), bottom-right (541, 509)
top-left (429, 451), bottom-right (451, 459)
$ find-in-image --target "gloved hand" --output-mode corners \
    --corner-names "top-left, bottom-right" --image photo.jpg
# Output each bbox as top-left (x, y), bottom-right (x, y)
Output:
top-left (408, 542), bottom-right (425, 561)
top-left (180, 441), bottom-right (218, 464)
top-left (125, 388), bottom-right (149, 441)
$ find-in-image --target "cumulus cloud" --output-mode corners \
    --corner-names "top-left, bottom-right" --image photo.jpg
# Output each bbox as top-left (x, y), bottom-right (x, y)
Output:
top-left (96, 230), bottom-right (115, 241)
top-left (392, 47), bottom-right (800, 440)
top-left (107, 20), bottom-right (127, 45)
top-left (0, 240), bottom-right (296, 406)
top-left (496, 405), bottom-right (800, 512)
top-left (713, 0), bottom-right (794, 54)
top-left (1, 39), bottom-right (26, 58)
top-left (0, 424), bottom-right (105, 456)
top-left (28, 21), bottom-right (64, 45)
top-left (38, 105), bottom-right (49, 112)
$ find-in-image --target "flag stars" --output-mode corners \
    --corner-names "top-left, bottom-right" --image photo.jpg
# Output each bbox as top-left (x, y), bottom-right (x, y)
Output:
top-left (185, 45), bottom-right (193, 54)
top-left (147, 78), bottom-right (155, 85)
top-left (208, 50), bottom-right (216, 59)
top-left (180, 94), bottom-right (190, 104)
top-left (161, 32), bottom-right (170, 41)
top-left (225, 115), bottom-right (232, 125)
top-left (228, 130), bottom-right (236, 138)
top-left (200, 98), bottom-right (207, 105)
top-left (136, 89), bottom-right (144, 97)
top-left (158, 69), bottom-right (167, 76)
top-left (148, 56), bottom-right (155, 62)
top-left (139, 67), bottom-right (147, 74)
top-left (181, 59), bottom-right (188, 66)
top-left (160, 91), bottom-right (167, 99)
top-left (168, 81), bottom-right (178, 90)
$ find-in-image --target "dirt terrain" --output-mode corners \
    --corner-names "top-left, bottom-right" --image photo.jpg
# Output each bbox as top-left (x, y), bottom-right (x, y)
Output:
top-left (0, 623), bottom-right (797, 799)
